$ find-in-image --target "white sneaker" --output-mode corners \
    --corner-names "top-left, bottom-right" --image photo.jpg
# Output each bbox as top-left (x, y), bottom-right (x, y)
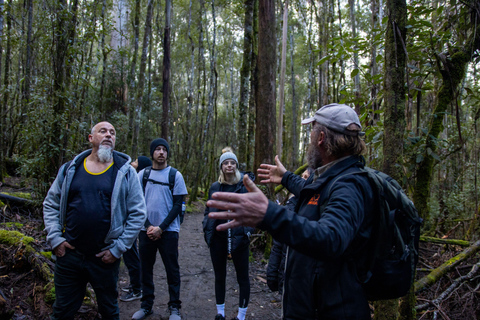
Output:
top-left (169, 306), bottom-right (181, 320)
top-left (132, 308), bottom-right (152, 320)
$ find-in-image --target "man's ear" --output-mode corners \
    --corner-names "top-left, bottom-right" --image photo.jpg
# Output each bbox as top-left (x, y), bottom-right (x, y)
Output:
top-left (317, 131), bottom-right (325, 147)
top-left (88, 134), bottom-right (93, 143)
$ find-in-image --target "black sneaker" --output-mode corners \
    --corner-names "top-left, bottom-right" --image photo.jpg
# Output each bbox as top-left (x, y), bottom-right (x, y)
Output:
top-left (214, 315), bottom-right (225, 320)
top-left (120, 290), bottom-right (142, 302)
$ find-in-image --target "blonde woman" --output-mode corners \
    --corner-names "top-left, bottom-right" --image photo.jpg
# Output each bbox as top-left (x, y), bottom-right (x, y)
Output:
top-left (203, 150), bottom-right (254, 320)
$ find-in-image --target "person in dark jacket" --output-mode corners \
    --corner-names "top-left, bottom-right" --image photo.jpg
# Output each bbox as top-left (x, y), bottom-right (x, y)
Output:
top-left (203, 149), bottom-right (255, 320)
top-left (206, 103), bottom-right (375, 320)
top-left (266, 168), bottom-right (312, 294)
top-left (120, 156), bottom-right (153, 302)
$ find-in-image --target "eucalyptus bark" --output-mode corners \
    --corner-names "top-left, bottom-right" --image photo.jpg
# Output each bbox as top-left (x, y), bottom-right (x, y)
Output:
top-left (161, 0), bottom-right (171, 139)
top-left (277, 0), bottom-right (288, 159)
top-left (349, 0), bottom-right (360, 103)
top-left (376, 0), bottom-right (407, 318)
top-left (290, 27), bottom-right (297, 169)
top-left (132, 0), bottom-right (154, 159)
top-left (23, 0), bottom-right (33, 105)
top-left (0, 0), bottom-right (6, 181)
top-left (238, 0), bottom-right (254, 168)
top-left (254, 0), bottom-right (276, 184)
top-left (127, 0), bottom-right (141, 153)
top-left (246, 0), bottom-right (258, 170)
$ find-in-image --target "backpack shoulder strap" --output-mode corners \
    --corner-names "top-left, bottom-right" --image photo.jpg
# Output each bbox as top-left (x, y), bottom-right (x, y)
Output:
top-left (168, 167), bottom-right (177, 195)
top-left (142, 166), bottom-right (152, 194)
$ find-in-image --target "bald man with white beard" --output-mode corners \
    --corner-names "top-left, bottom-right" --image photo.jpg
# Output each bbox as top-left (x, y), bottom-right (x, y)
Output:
top-left (43, 121), bottom-right (147, 320)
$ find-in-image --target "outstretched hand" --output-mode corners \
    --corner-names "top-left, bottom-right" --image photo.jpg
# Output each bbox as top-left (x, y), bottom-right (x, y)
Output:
top-left (207, 174), bottom-right (269, 231)
top-left (257, 155), bottom-right (286, 185)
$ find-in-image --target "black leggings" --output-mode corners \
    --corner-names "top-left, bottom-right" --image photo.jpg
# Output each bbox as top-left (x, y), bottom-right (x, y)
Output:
top-left (209, 233), bottom-right (250, 308)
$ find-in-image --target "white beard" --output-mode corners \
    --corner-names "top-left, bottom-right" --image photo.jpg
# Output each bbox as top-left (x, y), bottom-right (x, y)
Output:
top-left (98, 145), bottom-right (113, 163)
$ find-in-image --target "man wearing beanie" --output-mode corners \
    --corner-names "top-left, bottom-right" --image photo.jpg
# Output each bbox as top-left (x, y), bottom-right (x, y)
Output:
top-left (132, 138), bottom-right (188, 320)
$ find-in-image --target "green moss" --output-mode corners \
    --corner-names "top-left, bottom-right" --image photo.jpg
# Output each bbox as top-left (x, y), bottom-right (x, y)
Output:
top-left (41, 251), bottom-right (53, 260)
top-left (0, 229), bottom-right (35, 246)
top-left (44, 286), bottom-right (56, 305)
top-left (0, 222), bottom-right (24, 229)
top-left (0, 200), bottom-right (4, 206)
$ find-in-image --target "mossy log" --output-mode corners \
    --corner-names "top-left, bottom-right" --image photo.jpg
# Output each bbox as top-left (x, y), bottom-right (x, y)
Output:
top-left (0, 192), bottom-right (41, 209)
top-left (414, 239), bottom-right (480, 293)
top-left (0, 229), bottom-right (54, 282)
top-left (274, 163), bottom-right (309, 194)
top-left (420, 236), bottom-right (470, 247)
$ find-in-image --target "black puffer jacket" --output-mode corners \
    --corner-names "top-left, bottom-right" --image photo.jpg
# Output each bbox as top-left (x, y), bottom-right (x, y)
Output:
top-left (203, 172), bottom-right (255, 252)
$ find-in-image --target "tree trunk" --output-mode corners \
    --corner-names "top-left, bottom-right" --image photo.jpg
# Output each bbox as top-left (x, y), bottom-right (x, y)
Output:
top-left (349, 0), bottom-right (361, 104)
top-left (132, 0), bottom-right (154, 159)
top-left (161, 0), bottom-right (171, 139)
top-left (0, 0), bottom-right (5, 181)
top-left (276, 0), bottom-right (288, 159)
top-left (254, 0), bottom-right (276, 185)
top-left (127, 0), bottom-right (141, 154)
top-left (289, 26), bottom-right (297, 170)
top-left (98, 0), bottom-right (107, 118)
top-left (246, 0), bottom-right (258, 170)
top-left (22, 0), bottom-right (33, 106)
top-left (238, 0), bottom-right (254, 168)
top-left (378, 0), bottom-right (407, 317)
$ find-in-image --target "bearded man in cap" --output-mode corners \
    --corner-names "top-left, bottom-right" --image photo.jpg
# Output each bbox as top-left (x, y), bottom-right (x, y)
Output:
top-left (133, 138), bottom-right (188, 320)
top-left (43, 121), bottom-right (147, 320)
top-left (207, 103), bottom-right (375, 320)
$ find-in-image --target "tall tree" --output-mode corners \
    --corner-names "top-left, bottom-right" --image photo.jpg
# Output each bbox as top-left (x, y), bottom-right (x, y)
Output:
top-left (132, 0), bottom-right (154, 159)
top-left (254, 0), bottom-right (276, 183)
top-left (238, 0), bottom-right (254, 168)
top-left (376, 0), bottom-right (407, 317)
top-left (246, 0), bottom-right (258, 170)
top-left (127, 0), bottom-right (141, 154)
top-left (0, 0), bottom-right (5, 181)
top-left (289, 25), bottom-right (297, 169)
top-left (161, 0), bottom-right (171, 139)
top-left (277, 0), bottom-right (288, 159)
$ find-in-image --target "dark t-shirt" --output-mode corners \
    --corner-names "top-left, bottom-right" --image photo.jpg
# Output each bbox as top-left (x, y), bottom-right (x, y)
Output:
top-left (65, 159), bottom-right (115, 255)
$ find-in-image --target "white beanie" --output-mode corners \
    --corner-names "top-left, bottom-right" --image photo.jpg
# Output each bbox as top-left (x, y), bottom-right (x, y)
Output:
top-left (219, 152), bottom-right (239, 169)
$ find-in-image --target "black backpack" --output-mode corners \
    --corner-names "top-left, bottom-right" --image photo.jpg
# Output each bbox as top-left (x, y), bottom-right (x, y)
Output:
top-left (142, 166), bottom-right (185, 224)
top-left (327, 167), bottom-right (422, 301)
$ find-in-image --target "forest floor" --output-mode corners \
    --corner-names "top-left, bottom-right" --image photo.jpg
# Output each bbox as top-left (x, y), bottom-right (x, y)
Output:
top-left (1, 176), bottom-right (480, 319)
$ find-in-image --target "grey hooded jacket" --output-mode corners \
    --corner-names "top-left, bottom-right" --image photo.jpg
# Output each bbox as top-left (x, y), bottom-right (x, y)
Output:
top-left (43, 149), bottom-right (147, 259)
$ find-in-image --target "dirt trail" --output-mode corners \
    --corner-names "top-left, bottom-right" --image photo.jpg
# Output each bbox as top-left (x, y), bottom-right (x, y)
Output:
top-left (118, 207), bottom-right (283, 320)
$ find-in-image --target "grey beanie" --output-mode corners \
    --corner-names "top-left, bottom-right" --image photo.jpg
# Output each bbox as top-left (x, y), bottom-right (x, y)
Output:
top-left (219, 152), bottom-right (239, 169)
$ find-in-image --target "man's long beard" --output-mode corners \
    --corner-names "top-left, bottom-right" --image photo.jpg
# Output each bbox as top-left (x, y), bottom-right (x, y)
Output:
top-left (307, 141), bottom-right (323, 170)
top-left (98, 145), bottom-right (113, 163)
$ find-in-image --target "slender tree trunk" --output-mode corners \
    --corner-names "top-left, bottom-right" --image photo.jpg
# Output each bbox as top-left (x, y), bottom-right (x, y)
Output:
top-left (246, 0), bottom-right (258, 170)
top-left (290, 26), bottom-right (297, 169)
top-left (254, 0), bottom-right (276, 184)
top-left (132, 0), bottom-right (154, 159)
top-left (206, 0), bottom-right (218, 185)
top-left (238, 0), bottom-right (253, 168)
top-left (127, 0), bottom-right (141, 154)
top-left (185, 0), bottom-right (195, 171)
top-left (98, 0), bottom-right (107, 118)
top-left (376, 0), bottom-right (407, 318)
top-left (161, 0), bottom-right (171, 139)
top-left (190, 0), bottom-right (206, 203)
top-left (0, 0), bottom-right (5, 181)
top-left (23, 0), bottom-right (33, 106)
top-left (349, 0), bottom-right (361, 105)
top-left (277, 0), bottom-right (288, 159)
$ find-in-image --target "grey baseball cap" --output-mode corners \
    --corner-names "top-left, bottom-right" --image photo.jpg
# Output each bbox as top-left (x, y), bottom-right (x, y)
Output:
top-left (301, 103), bottom-right (365, 136)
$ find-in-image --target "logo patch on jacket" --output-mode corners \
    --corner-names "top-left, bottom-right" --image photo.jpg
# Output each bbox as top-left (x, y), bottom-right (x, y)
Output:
top-left (307, 194), bottom-right (320, 205)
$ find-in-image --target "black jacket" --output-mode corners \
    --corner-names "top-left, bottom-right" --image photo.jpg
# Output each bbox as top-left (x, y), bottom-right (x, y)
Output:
top-left (266, 196), bottom-right (297, 293)
top-left (258, 156), bottom-right (375, 320)
top-left (203, 172), bottom-right (255, 252)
